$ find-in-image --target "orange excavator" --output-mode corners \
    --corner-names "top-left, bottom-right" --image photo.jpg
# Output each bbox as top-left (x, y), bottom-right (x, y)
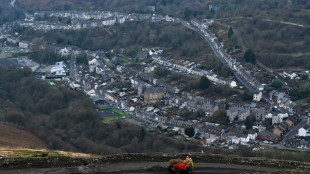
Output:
top-left (168, 157), bottom-right (193, 174)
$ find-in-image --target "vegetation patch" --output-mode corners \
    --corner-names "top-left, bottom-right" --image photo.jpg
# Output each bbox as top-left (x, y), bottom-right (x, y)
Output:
top-left (10, 150), bottom-right (63, 157)
top-left (102, 116), bottom-right (119, 124)
top-left (99, 106), bottom-right (127, 124)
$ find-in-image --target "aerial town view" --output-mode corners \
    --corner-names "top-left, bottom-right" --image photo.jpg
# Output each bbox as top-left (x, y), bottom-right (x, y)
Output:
top-left (0, 0), bottom-right (310, 173)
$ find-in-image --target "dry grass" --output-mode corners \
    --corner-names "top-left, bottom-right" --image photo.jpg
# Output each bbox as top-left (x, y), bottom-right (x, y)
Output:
top-left (0, 123), bottom-right (101, 158)
top-left (0, 148), bottom-right (101, 158)
top-left (0, 124), bottom-right (47, 149)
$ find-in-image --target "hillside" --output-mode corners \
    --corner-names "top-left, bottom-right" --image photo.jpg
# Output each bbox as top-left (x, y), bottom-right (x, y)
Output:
top-left (0, 123), bottom-right (46, 149)
top-left (16, 21), bottom-right (230, 74)
top-left (0, 0), bottom-right (24, 24)
top-left (14, 0), bottom-right (310, 69)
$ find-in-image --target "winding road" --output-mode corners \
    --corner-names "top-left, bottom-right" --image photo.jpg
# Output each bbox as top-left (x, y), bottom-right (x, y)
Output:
top-left (10, 0), bottom-right (16, 8)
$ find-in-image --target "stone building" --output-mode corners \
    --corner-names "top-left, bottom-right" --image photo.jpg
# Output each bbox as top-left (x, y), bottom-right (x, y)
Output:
top-left (144, 87), bottom-right (166, 104)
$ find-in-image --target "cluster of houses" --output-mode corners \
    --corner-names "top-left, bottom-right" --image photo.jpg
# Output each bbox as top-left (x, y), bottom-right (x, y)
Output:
top-left (284, 117), bottom-right (310, 149)
top-left (32, 44), bottom-right (300, 147)
top-left (273, 115), bottom-right (299, 137)
top-left (164, 93), bottom-right (220, 117)
top-left (152, 55), bottom-right (237, 88)
top-left (20, 11), bottom-right (175, 31)
top-left (227, 103), bottom-right (271, 122)
top-left (35, 11), bottom-right (118, 20)
top-left (269, 90), bottom-right (294, 112)
top-left (191, 19), bottom-right (264, 92)
top-left (0, 34), bottom-right (30, 49)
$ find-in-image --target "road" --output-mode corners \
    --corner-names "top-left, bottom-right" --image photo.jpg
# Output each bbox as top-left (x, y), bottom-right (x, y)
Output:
top-left (181, 20), bottom-right (257, 92)
top-left (279, 117), bottom-right (307, 146)
top-left (1, 162), bottom-right (280, 174)
top-left (69, 54), bottom-right (76, 79)
top-left (10, 0), bottom-right (16, 7)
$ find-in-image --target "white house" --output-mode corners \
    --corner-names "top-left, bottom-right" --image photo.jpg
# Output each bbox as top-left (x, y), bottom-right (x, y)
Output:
top-left (229, 80), bottom-right (237, 88)
top-left (19, 41), bottom-right (30, 49)
top-left (149, 48), bottom-right (163, 56)
top-left (88, 58), bottom-right (100, 73)
top-left (51, 61), bottom-right (67, 76)
top-left (298, 125), bottom-right (310, 137)
top-left (102, 17), bottom-right (116, 25)
top-left (59, 47), bottom-right (71, 57)
top-left (253, 92), bottom-right (262, 102)
top-left (272, 113), bottom-right (288, 125)
top-left (165, 15), bottom-right (174, 22)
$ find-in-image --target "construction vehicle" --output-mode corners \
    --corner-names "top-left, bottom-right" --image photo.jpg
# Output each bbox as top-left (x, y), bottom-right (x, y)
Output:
top-left (168, 158), bottom-right (193, 174)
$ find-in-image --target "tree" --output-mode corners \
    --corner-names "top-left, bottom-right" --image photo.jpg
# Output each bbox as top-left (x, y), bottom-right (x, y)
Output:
top-left (206, 109), bottom-right (229, 125)
top-left (5, 111), bottom-right (25, 126)
top-left (199, 76), bottom-right (211, 90)
top-left (245, 115), bottom-right (256, 129)
top-left (185, 127), bottom-right (195, 137)
top-left (271, 80), bottom-right (283, 89)
top-left (228, 27), bottom-right (234, 38)
top-left (301, 74), bottom-right (309, 80)
top-left (76, 54), bottom-right (88, 65)
top-left (161, 0), bottom-right (167, 6)
top-left (184, 7), bottom-right (192, 20)
top-left (242, 91), bottom-right (253, 101)
top-left (243, 49), bottom-right (256, 64)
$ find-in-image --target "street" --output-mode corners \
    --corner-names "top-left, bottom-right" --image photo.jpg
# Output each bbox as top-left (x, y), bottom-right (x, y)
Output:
top-left (70, 54), bottom-right (76, 79)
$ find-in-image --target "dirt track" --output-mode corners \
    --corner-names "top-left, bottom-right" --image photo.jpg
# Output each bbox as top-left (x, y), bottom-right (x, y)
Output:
top-left (0, 162), bottom-right (281, 174)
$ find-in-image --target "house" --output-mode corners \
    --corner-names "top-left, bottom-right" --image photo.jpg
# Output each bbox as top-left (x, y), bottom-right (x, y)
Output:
top-left (298, 125), bottom-right (310, 137)
top-left (252, 125), bottom-right (266, 132)
top-left (204, 104), bottom-right (219, 116)
top-left (59, 47), bottom-right (71, 57)
top-left (238, 109), bottom-right (250, 121)
top-left (279, 97), bottom-right (293, 110)
top-left (88, 58), bottom-right (100, 72)
top-left (285, 119), bottom-right (294, 127)
top-left (272, 113), bottom-right (288, 125)
top-left (7, 36), bottom-right (19, 45)
top-left (256, 132), bottom-right (280, 143)
top-left (19, 41), bottom-right (30, 49)
top-left (285, 139), bottom-right (310, 149)
top-left (227, 108), bottom-right (239, 122)
top-left (228, 80), bottom-right (237, 88)
top-left (148, 48), bottom-right (163, 56)
top-left (144, 66), bottom-right (155, 73)
top-left (252, 108), bottom-right (266, 121)
top-left (102, 17), bottom-right (116, 25)
top-left (227, 107), bottom-right (250, 122)
top-left (274, 121), bottom-right (291, 137)
top-left (273, 127), bottom-right (284, 136)
top-left (50, 61), bottom-right (67, 76)
top-left (208, 4), bottom-right (219, 11)
top-left (253, 92), bottom-right (262, 102)
top-left (110, 76), bottom-right (122, 84)
top-left (144, 87), bottom-right (166, 104)
top-left (165, 15), bottom-right (174, 22)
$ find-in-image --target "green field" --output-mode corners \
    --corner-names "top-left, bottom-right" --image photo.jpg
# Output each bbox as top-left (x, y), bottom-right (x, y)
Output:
top-left (99, 106), bottom-right (127, 124)
top-left (105, 61), bottom-right (114, 68)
